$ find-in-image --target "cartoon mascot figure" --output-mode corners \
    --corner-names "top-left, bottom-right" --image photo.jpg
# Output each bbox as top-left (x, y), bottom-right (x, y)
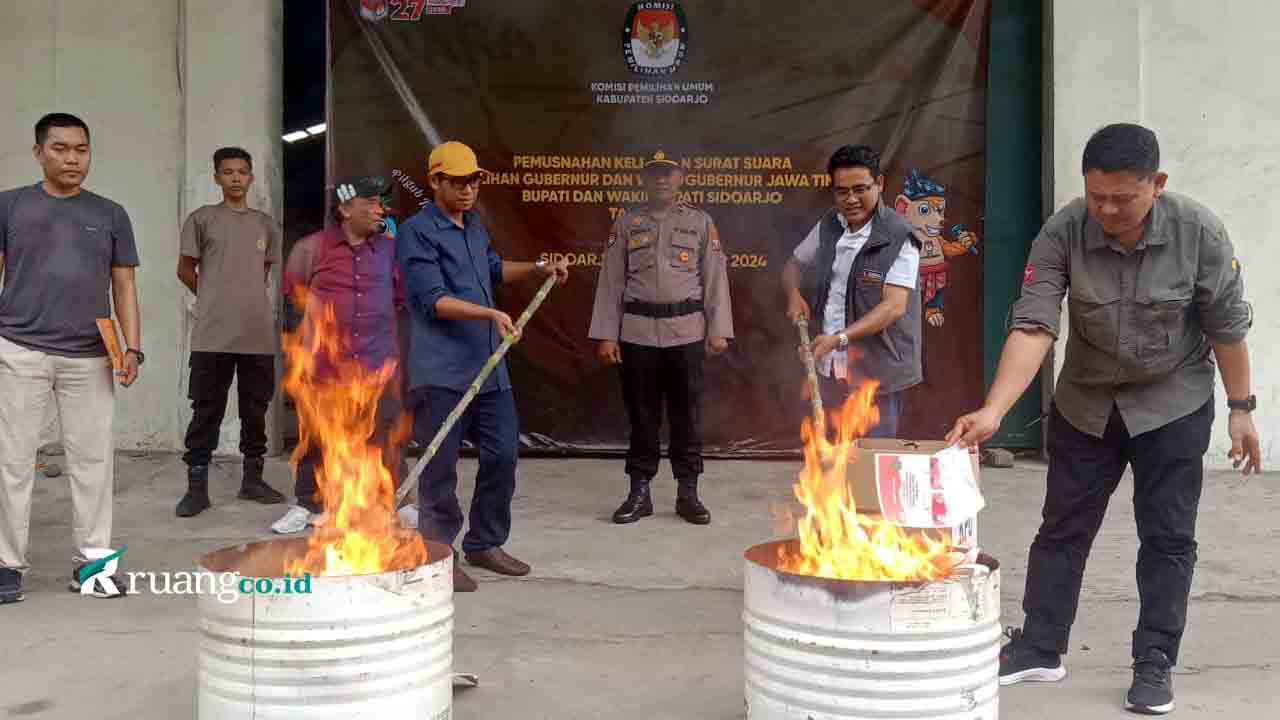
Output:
top-left (894, 169), bottom-right (979, 328)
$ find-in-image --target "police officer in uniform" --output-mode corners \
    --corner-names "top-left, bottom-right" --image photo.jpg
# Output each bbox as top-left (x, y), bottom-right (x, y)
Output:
top-left (589, 151), bottom-right (734, 525)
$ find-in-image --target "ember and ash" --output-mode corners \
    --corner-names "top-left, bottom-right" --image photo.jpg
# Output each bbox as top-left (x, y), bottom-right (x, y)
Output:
top-left (774, 380), bottom-right (961, 582)
top-left (281, 289), bottom-right (428, 576)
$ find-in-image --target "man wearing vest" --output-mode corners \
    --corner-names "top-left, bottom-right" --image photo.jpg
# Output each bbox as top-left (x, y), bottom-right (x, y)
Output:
top-left (782, 144), bottom-right (922, 437)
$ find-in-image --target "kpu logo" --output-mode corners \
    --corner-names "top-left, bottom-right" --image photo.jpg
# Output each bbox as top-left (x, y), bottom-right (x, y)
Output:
top-left (623, 2), bottom-right (688, 76)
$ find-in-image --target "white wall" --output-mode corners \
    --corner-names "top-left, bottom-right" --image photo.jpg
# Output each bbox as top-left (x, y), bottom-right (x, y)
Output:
top-left (0, 1), bottom-right (282, 455)
top-left (1052, 0), bottom-right (1279, 467)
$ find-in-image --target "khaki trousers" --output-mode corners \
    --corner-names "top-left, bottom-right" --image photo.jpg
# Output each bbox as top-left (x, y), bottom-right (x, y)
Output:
top-left (0, 334), bottom-right (115, 571)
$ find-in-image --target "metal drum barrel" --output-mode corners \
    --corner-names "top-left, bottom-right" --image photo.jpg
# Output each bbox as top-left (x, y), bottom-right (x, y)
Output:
top-left (197, 537), bottom-right (454, 719)
top-left (743, 540), bottom-right (1001, 720)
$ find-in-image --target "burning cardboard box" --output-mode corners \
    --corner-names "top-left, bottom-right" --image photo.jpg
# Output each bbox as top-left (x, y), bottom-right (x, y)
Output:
top-left (852, 438), bottom-right (983, 549)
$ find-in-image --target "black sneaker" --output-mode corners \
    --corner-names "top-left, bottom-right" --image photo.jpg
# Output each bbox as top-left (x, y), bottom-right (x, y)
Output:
top-left (999, 627), bottom-right (1066, 685)
top-left (0, 567), bottom-right (23, 604)
top-left (1126, 648), bottom-right (1174, 715)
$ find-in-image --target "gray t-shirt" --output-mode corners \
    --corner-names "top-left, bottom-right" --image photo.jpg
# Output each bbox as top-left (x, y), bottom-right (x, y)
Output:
top-left (0, 183), bottom-right (140, 357)
top-left (180, 204), bottom-right (281, 355)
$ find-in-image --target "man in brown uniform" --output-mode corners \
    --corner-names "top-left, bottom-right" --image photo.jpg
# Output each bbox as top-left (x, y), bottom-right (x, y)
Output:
top-left (947, 124), bottom-right (1261, 715)
top-left (589, 151), bottom-right (733, 525)
top-left (174, 147), bottom-right (286, 517)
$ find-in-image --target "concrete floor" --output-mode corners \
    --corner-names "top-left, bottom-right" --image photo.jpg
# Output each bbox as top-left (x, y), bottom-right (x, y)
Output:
top-left (1, 452), bottom-right (1277, 719)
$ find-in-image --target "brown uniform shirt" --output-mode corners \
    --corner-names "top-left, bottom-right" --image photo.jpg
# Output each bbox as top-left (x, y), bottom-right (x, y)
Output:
top-left (1013, 191), bottom-right (1251, 437)
top-left (180, 204), bottom-right (282, 355)
top-left (589, 203), bottom-right (734, 347)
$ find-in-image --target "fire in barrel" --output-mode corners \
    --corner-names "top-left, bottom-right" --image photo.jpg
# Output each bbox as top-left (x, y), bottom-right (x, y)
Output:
top-left (745, 382), bottom-right (1001, 719)
top-left (197, 290), bottom-right (454, 719)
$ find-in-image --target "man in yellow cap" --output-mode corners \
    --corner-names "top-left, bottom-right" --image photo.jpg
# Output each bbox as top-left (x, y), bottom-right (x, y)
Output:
top-left (396, 141), bottom-right (568, 592)
top-left (588, 150), bottom-right (733, 526)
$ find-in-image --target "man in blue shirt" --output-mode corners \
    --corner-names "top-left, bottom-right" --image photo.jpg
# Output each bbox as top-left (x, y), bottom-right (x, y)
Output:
top-left (397, 141), bottom-right (568, 592)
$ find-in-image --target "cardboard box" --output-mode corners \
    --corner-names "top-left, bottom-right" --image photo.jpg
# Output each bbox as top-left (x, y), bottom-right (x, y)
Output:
top-left (854, 512), bottom-right (977, 551)
top-left (851, 438), bottom-right (982, 545)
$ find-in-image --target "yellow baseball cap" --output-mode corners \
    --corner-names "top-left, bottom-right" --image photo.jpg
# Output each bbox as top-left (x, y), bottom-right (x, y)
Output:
top-left (428, 141), bottom-right (485, 177)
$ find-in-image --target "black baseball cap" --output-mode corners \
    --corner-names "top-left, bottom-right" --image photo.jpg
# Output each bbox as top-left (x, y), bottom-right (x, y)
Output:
top-left (333, 175), bottom-right (391, 204)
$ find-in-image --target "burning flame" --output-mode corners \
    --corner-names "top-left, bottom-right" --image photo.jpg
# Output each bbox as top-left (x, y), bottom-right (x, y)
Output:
top-left (282, 288), bottom-right (428, 576)
top-left (776, 380), bottom-right (959, 582)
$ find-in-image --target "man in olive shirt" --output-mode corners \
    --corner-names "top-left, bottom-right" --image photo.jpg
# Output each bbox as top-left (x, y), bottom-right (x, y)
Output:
top-left (174, 147), bottom-right (286, 517)
top-left (947, 124), bottom-right (1261, 715)
top-left (0, 113), bottom-right (142, 604)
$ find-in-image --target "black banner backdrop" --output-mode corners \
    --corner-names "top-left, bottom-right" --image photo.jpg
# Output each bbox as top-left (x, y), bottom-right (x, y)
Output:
top-left (329, 0), bottom-right (990, 455)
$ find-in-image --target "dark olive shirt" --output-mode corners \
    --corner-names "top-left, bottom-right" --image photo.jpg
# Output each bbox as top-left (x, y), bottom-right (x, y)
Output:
top-left (1012, 191), bottom-right (1251, 438)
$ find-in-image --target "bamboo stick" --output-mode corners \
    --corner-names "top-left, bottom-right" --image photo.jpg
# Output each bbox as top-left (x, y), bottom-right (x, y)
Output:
top-left (395, 274), bottom-right (558, 506)
top-left (796, 316), bottom-right (825, 437)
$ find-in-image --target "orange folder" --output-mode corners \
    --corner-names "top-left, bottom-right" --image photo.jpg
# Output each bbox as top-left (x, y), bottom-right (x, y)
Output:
top-left (96, 318), bottom-right (125, 377)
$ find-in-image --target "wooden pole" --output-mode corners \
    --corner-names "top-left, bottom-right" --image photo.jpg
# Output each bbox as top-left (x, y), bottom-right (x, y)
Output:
top-left (394, 275), bottom-right (558, 506)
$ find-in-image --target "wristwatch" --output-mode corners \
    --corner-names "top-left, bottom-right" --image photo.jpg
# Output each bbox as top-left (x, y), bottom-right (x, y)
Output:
top-left (1227, 394), bottom-right (1256, 412)
top-left (126, 348), bottom-right (146, 366)
top-left (535, 259), bottom-right (548, 272)
top-left (837, 332), bottom-right (850, 350)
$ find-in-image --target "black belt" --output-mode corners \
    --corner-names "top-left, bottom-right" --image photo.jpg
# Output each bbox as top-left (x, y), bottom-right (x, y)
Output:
top-left (624, 299), bottom-right (704, 319)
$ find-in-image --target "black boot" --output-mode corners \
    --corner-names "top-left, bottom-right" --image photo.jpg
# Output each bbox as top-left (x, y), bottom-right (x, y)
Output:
top-left (675, 477), bottom-right (711, 525)
top-left (176, 465), bottom-right (212, 517)
top-left (612, 475), bottom-right (653, 524)
top-left (237, 457), bottom-right (286, 504)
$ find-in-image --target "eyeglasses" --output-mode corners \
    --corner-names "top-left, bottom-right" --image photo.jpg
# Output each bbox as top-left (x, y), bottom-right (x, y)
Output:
top-left (834, 184), bottom-right (877, 199)
top-left (443, 174), bottom-right (483, 189)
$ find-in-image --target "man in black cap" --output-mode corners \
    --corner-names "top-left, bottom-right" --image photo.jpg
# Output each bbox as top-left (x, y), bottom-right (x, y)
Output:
top-left (271, 176), bottom-right (406, 534)
top-left (589, 150), bottom-right (734, 525)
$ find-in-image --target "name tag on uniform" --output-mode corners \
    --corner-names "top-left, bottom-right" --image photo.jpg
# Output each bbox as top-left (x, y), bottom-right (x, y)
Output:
top-left (628, 234), bottom-right (652, 250)
top-left (674, 226), bottom-right (700, 237)
top-left (861, 269), bottom-right (885, 284)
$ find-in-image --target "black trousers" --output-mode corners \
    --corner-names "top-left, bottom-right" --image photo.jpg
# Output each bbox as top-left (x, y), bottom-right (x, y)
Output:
top-left (295, 390), bottom-right (406, 514)
top-left (182, 352), bottom-right (275, 467)
top-left (618, 341), bottom-right (705, 481)
top-left (1022, 400), bottom-right (1211, 663)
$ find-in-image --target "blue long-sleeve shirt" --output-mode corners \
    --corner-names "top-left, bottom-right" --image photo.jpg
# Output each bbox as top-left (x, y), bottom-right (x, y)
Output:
top-left (396, 203), bottom-right (511, 394)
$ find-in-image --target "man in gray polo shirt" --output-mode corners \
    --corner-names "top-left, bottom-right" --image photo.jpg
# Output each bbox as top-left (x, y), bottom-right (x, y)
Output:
top-left (947, 123), bottom-right (1261, 715)
top-left (174, 147), bottom-right (286, 517)
top-left (0, 113), bottom-right (142, 604)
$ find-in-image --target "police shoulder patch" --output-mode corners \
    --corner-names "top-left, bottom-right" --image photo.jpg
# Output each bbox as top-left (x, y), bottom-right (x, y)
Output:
top-left (708, 223), bottom-right (721, 252)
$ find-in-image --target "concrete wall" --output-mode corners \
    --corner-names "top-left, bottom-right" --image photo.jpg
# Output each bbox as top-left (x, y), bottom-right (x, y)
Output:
top-left (1051, 0), bottom-right (1279, 467)
top-left (0, 1), bottom-right (282, 455)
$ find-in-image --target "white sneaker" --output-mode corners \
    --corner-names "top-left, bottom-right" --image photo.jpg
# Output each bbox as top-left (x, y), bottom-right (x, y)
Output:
top-left (397, 505), bottom-right (419, 529)
top-left (271, 505), bottom-right (316, 534)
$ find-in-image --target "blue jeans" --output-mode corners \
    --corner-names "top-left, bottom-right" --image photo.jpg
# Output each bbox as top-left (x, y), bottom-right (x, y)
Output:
top-left (413, 386), bottom-right (518, 554)
top-left (815, 374), bottom-right (903, 439)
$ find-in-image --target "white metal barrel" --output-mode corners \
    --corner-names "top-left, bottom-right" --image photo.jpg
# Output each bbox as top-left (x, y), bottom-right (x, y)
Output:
top-left (743, 540), bottom-right (1001, 720)
top-left (197, 537), bottom-right (454, 720)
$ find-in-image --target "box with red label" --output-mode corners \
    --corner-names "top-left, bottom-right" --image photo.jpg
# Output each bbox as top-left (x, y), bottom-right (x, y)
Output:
top-left (851, 439), bottom-right (983, 548)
